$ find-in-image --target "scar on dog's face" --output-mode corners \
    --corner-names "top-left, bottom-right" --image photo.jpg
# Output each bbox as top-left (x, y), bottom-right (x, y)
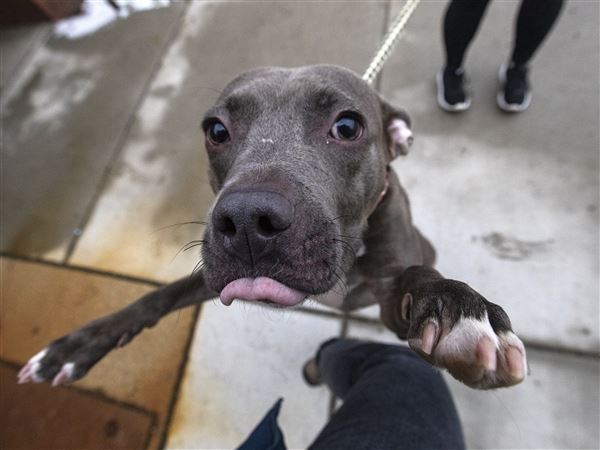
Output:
top-left (199, 65), bottom-right (412, 307)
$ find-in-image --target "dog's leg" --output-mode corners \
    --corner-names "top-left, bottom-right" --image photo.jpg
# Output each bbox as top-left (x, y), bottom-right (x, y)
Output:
top-left (379, 266), bottom-right (527, 389)
top-left (18, 272), bottom-right (216, 386)
top-left (360, 170), bottom-right (525, 389)
top-left (415, 228), bottom-right (436, 267)
top-left (340, 283), bottom-right (378, 311)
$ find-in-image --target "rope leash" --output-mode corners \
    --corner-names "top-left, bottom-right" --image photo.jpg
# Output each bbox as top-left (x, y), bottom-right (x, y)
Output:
top-left (362, 0), bottom-right (421, 85)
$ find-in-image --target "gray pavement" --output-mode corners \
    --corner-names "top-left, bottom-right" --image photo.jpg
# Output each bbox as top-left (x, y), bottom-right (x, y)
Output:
top-left (1, 4), bottom-right (185, 259)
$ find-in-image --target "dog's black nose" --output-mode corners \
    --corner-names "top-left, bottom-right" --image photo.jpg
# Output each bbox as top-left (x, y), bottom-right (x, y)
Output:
top-left (212, 191), bottom-right (293, 264)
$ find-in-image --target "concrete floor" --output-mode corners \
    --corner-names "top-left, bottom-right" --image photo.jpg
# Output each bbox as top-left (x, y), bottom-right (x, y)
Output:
top-left (1, 1), bottom-right (598, 449)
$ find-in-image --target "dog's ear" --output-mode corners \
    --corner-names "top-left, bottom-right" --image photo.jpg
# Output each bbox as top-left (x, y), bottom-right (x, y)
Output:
top-left (379, 97), bottom-right (413, 158)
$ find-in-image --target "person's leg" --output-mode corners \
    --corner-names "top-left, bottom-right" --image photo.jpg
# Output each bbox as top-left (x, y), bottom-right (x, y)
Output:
top-left (511, 0), bottom-right (564, 66)
top-left (437, 0), bottom-right (491, 111)
top-left (307, 339), bottom-right (465, 450)
top-left (443, 0), bottom-right (491, 69)
top-left (498, 0), bottom-right (564, 111)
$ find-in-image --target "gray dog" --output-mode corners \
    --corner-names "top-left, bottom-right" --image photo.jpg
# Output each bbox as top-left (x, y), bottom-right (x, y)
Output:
top-left (19, 65), bottom-right (527, 390)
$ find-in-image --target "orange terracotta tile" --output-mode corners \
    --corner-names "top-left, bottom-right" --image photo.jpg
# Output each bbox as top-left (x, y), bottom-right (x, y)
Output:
top-left (0, 257), bottom-right (197, 449)
top-left (1, 363), bottom-right (153, 450)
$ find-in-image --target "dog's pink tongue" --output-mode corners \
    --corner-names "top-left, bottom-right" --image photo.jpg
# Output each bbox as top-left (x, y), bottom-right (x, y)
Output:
top-left (220, 277), bottom-right (307, 307)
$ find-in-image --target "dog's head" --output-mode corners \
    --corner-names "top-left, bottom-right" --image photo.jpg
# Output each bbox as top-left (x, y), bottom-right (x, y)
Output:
top-left (200, 65), bottom-right (412, 307)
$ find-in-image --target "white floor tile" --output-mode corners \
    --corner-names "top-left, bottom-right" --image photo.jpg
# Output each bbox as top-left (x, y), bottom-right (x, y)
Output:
top-left (344, 320), bottom-right (599, 449)
top-left (166, 302), bottom-right (342, 450)
top-left (447, 350), bottom-right (599, 449)
top-left (298, 298), bottom-right (344, 317)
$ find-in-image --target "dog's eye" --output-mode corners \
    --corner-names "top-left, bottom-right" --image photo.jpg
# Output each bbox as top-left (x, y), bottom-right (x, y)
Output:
top-left (207, 121), bottom-right (230, 144)
top-left (330, 114), bottom-right (363, 141)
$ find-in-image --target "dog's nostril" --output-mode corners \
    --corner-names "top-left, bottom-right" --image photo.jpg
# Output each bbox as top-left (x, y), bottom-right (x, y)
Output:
top-left (218, 217), bottom-right (236, 236)
top-left (257, 215), bottom-right (277, 237)
top-left (212, 191), bottom-right (293, 261)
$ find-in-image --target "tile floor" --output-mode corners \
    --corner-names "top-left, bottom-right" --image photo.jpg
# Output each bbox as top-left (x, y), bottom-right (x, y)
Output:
top-left (1, 363), bottom-right (154, 450)
top-left (1, 258), bottom-right (196, 449)
top-left (1, 1), bottom-right (598, 449)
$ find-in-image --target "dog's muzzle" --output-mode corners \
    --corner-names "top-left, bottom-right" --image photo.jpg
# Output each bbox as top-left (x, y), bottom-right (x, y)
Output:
top-left (210, 189), bottom-right (309, 306)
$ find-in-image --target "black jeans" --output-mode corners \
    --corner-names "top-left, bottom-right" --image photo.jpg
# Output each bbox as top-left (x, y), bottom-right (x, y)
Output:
top-left (308, 338), bottom-right (465, 450)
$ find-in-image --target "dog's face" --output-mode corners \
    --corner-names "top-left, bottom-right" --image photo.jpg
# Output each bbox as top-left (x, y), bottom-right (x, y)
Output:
top-left (200, 65), bottom-right (412, 307)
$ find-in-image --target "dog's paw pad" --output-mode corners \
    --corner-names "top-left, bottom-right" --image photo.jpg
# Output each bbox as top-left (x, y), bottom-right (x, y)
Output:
top-left (415, 319), bottom-right (439, 355)
top-left (496, 331), bottom-right (528, 384)
top-left (401, 279), bottom-right (527, 389)
top-left (475, 335), bottom-right (497, 371)
top-left (415, 315), bottom-right (528, 389)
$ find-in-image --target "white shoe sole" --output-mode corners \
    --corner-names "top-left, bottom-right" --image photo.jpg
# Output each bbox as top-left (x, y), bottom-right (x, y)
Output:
top-left (497, 63), bottom-right (532, 112)
top-left (436, 70), bottom-right (471, 112)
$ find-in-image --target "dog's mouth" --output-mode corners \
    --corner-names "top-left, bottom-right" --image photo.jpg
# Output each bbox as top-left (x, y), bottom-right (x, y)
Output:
top-left (219, 277), bottom-right (309, 307)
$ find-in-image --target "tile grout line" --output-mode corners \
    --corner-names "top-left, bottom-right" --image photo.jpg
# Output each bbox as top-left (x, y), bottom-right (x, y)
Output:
top-left (4, 250), bottom-right (598, 359)
top-left (61, 2), bottom-right (191, 265)
top-left (1, 251), bottom-right (164, 288)
top-left (340, 312), bottom-right (350, 338)
top-left (143, 413), bottom-right (159, 450)
top-left (0, 358), bottom-right (158, 422)
top-left (327, 312), bottom-right (349, 418)
top-left (3, 357), bottom-right (158, 450)
top-left (494, 337), bottom-right (600, 359)
top-left (157, 304), bottom-right (202, 450)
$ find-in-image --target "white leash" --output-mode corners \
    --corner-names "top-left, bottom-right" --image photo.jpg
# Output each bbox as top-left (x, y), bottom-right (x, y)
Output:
top-left (362, 0), bottom-right (421, 85)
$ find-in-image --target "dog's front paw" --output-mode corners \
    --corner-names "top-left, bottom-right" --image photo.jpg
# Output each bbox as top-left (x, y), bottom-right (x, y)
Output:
top-left (18, 314), bottom-right (140, 387)
top-left (401, 280), bottom-right (527, 389)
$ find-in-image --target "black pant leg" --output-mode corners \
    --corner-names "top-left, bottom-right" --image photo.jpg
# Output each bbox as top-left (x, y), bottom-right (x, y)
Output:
top-left (443, 0), bottom-right (492, 69)
top-left (511, 0), bottom-right (564, 65)
top-left (309, 339), bottom-right (465, 450)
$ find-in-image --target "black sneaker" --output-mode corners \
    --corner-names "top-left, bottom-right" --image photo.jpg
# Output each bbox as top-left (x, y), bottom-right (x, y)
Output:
top-left (436, 66), bottom-right (471, 112)
top-left (497, 63), bottom-right (532, 112)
